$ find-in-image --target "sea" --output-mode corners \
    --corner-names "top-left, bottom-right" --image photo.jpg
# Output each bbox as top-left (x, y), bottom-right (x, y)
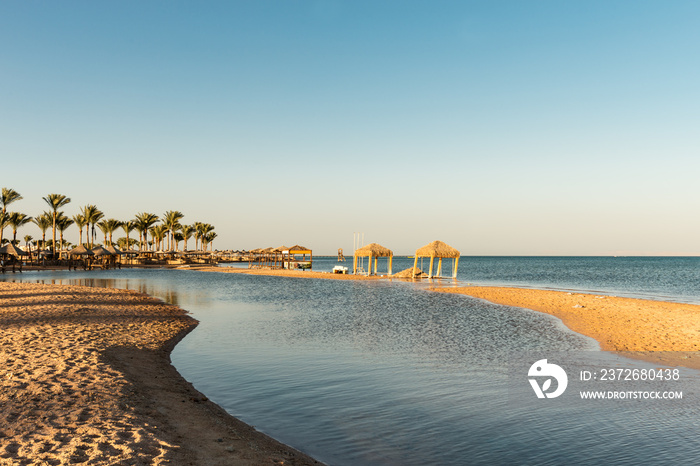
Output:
top-left (2, 256), bottom-right (699, 465)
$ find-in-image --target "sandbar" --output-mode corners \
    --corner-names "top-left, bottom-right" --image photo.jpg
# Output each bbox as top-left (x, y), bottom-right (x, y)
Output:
top-left (432, 286), bottom-right (700, 370)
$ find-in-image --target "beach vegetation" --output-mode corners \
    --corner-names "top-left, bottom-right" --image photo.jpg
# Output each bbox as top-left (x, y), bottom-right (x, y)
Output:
top-left (72, 214), bottom-right (88, 246)
top-left (32, 213), bottom-right (52, 249)
top-left (121, 220), bottom-right (136, 251)
top-left (134, 212), bottom-right (159, 251)
top-left (43, 193), bottom-right (71, 258)
top-left (8, 212), bottom-right (33, 244)
top-left (163, 210), bottom-right (184, 251)
top-left (1, 188), bottom-right (23, 244)
top-left (80, 205), bottom-right (103, 249)
top-left (56, 214), bottom-right (74, 256)
top-left (181, 224), bottom-right (194, 251)
top-left (97, 218), bottom-right (123, 246)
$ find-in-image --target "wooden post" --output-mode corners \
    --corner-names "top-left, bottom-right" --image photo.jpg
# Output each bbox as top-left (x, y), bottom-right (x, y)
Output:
top-left (389, 255), bottom-right (393, 275)
top-left (437, 258), bottom-right (443, 278)
top-left (413, 255), bottom-right (419, 278)
top-left (428, 256), bottom-right (434, 278)
top-left (374, 257), bottom-right (378, 275)
top-left (367, 253), bottom-right (372, 276)
top-left (353, 254), bottom-right (358, 274)
top-left (453, 257), bottom-right (459, 278)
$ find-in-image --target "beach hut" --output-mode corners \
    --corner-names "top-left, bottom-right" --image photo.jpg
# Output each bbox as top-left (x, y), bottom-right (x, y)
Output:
top-left (105, 245), bottom-right (124, 255)
top-left (283, 245), bottom-right (312, 270)
top-left (412, 240), bottom-right (460, 279)
top-left (353, 243), bottom-right (393, 276)
top-left (0, 243), bottom-right (29, 257)
top-left (67, 244), bottom-right (94, 257)
top-left (67, 244), bottom-right (94, 269)
top-left (91, 245), bottom-right (113, 257)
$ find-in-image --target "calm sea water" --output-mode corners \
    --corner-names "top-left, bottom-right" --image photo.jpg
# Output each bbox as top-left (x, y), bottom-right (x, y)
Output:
top-left (3, 257), bottom-right (699, 465)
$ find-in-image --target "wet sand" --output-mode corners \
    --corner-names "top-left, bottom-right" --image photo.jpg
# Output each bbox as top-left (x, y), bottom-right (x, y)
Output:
top-left (432, 286), bottom-right (700, 370)
top-left (0, 282), bottom-right (320, 465)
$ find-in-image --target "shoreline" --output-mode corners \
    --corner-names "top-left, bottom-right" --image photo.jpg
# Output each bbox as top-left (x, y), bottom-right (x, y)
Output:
top-left (431, 285), bottom-right (700, 370)
top-left (0, 281), bottom-right (321, 465)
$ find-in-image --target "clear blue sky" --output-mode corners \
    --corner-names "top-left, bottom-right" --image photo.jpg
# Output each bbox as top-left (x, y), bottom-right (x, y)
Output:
top-left (2, 1), bottom-right (699, 255)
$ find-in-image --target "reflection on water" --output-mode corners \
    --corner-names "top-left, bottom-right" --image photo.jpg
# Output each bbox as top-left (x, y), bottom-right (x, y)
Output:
top-left (2, 268), bottom-right (699, 465)
top-left (2, 272), bottom-right (207, 308)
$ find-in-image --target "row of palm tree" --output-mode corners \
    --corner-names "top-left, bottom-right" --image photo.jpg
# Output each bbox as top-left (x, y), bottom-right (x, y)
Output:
top-left (0, 188), bottom-right (218, 256)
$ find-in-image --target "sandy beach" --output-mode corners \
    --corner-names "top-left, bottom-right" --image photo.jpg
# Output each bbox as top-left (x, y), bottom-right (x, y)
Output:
top-left (432, 286), bottom-right (700, 370)
top-left (0, 281), bottom-right (320, 465)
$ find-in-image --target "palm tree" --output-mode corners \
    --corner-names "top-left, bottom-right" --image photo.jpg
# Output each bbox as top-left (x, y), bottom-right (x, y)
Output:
top-left (8, 212), bottom-right (33, 244)
top-left (97, 218), bottom-right (122, 246)
top-left (134, 212), bottom-right (159, 251)
top-left (80, 205), bottom-right (103, 248)
top-left (24, 235), bottom-right (33, 259)
top-left (162, 210), bottom-right (185, 251)
top-left (203, 231), bottom-right (218, 252)
top-left (1, 188), bottom-right (23, 245)
top-left (43, 193), bottom-right (71, 258)
top-left (121, 220), bottom-right (135, 251)
top-left (196, 223), bottom-right (215, 252)
top-left (116, 237), bottom-right (138, 249)
top-left (193, 222), bottom-right (203, 251)
top-left (150, 224), bottom-right (168, 251)
top-left (0, 212), bottom-right (8, 246)
top-left (56, 214), bottom-right (74, 256)
top-left (33, 212), bottom-right (53, 249)
top-left (181, 224), bottom-right (194, 251)
top-left (72, 214), bottom-right (89, 246)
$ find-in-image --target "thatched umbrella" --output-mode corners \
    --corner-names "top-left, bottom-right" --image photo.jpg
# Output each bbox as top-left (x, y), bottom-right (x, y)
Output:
top-left (67, 244), bottom-right (94, 256)
top-left (413, 240), bottom-right (460, 278)
top-left (105, 245), bottom-right (124, 255)
top-left (91, 245), bottom-right (113, 257)
top-left (354, 243), bottom-right (393, 276)
top-left (0, 243), bottom-right (29, 257)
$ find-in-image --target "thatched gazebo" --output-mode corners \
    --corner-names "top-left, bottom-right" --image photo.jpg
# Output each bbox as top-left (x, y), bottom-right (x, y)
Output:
top-left (412, 240), bottom-right (460, 278)
top-left (0, 243), bottom-right (29, 257)
top-left (284, 245), bottom-right (312, 270)
top-left (353, 243), bottom-right (393, 276)
top-left (67, 244), bottom-right (94, 257)
top-left (91, 245), bottom-right (113, 257)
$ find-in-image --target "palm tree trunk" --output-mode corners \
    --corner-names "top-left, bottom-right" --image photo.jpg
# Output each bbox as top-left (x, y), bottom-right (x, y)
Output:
top-left (52, 213), bottom-right (57, 257)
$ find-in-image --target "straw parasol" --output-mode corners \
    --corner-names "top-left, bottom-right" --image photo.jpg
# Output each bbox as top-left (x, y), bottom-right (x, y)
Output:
top-left (354, 243), bottom-right (393, 276)
top-left (67, 244), bottom-right (94, 256)
top-left (105, 245), bottom-right (124, 255)
top-left (91, 245), bottom-right (113, 257)
top-left (0, 243), bottom-right (29, 257)
top-left (413, 240), bottom-right (460, 278)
